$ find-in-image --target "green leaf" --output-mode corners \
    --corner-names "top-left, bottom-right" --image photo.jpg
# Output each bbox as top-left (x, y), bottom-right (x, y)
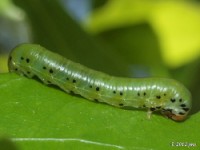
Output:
top-left (0, 73), bottom-right (199, 150)
top-left (87, 0), bottom-right (200, 68)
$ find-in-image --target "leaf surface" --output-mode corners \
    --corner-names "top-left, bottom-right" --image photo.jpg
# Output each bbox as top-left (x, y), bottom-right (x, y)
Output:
top-left (0, 73), bottom-right (199, 150)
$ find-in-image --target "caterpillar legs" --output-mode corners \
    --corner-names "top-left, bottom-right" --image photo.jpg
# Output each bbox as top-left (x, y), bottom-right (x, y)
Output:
top-left (147, 110), bottom-right (153, 119)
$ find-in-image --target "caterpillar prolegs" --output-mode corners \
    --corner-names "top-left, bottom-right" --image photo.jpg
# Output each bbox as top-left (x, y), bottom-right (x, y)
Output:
top-left (8, 44), bottom-right (192, 121)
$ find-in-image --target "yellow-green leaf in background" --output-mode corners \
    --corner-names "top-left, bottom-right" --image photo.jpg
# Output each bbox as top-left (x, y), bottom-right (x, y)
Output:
top-left (87, 0), bottom-right (200, 68)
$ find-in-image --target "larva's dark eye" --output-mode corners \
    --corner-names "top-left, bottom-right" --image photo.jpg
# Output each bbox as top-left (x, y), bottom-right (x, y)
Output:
top-left (8, 43), bottom-right (192, 121)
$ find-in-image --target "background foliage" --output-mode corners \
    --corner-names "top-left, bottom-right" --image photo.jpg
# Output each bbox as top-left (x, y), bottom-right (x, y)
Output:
top-left (0, 0), bottom-right (200, 149)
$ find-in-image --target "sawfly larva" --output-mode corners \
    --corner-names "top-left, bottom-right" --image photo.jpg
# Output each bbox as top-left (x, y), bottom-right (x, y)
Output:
top-left (8, 44), bottom-right (192, 121)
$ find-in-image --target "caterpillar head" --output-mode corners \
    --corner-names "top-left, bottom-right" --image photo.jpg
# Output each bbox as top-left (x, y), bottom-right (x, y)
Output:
top-left (8, 44), bottom-right (42, 76)
top-left (8, 49), bottom-right (20, 74)
top-left (161, 85), bottom-right (192, 121)
top-left (8, 44), bottom-right (30, 73)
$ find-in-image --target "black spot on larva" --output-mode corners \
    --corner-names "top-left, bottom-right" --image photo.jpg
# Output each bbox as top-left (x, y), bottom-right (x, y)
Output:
top-left (72, 79), bottom-right (76, 83)
top-left (150, 108), bottom-right (156, 111)
top-left (113, 90), bottom-right (116, 94)
top-left (70, 90), bottom-right (74, 94)
top-left (143, 104), bottom-right (146, 108)
top-left (170, 98), bottom-right (176, 103)
top-left (156, 95), bottom-right (161, 99)
top-left (96, 87), bottom-right (100, 91)
top-left (137, 92), bottom-right (140, 96)
top-left (94, 99), bottom-right (99, 102)
top-left (182, 108), bottom-right (189, 112)
top-left (156, 106), bottom-right (161, 109)
top-left (23, 74), bottom-right (28, 77)
top-left (43, 66), bottom-right (46, 70)
top-left (120, 92), bottom-right (123, 96)
top-left (119, 103), bottom-right (124, 106)
top-left (179, 112), bottom-right (185, 115)
top-left (27, 71), bottom-right (31, 74)
top-left (163, 108), bottom-right (172, 113)
top-left (179, 98), bottom-right (182, 102)
top-left (21, 57), bottom-right (24, 60)
top-left (143, 92), bottom-right (146, 96)
top-left (180, 104), bottom-right (186, 107)
top-left (166, 109), bottom-right (173, 113)
top-left (15, 68), bottom-right (18, 71)
top-left (164, 93), bottom-right (167, 96)
top-left (26, 58), bottom-right (30, 63)
top-left (89, 85), bottom-right (92, 88)
top-left (66, 77), bottom-right (69, 80)
top-left (49, 69), bottom-right (53, 73)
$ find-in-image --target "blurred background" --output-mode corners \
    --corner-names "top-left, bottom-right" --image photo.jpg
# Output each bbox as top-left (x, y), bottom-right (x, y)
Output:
top-left (0, 0), bottom-right (200, 113)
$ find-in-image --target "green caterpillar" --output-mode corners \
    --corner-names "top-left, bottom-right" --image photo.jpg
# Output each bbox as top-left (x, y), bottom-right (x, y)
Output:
top-left (8, 44), bottom-right (192, 121)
